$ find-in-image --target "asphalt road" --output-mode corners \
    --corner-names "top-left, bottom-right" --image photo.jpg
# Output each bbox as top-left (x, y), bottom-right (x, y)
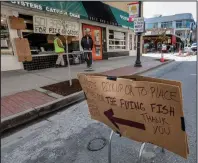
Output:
top-left (1, 57), bottom-right (197, 163)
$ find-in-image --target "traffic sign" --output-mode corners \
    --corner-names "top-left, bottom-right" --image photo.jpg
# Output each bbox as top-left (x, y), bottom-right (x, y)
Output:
top-left (134, 17), bottom-right (144, 33)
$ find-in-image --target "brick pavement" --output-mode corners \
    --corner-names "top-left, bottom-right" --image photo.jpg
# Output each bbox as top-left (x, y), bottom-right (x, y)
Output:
top-left (1, 90), bottom-right (55, 118)
top-left (102, 61), bottom-right (161, 76)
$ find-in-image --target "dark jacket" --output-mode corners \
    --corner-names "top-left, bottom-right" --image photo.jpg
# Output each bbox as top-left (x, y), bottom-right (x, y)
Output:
top-left (81, 35), bottom-right (93, 50)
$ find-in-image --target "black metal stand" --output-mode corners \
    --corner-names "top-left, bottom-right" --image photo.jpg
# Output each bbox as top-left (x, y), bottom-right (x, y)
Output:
top-left (134, 1), bottom-right (142, 67)
top-left (134, 33), bottom-right (142, 67)
top-left (108, 130), bottom-right (165, 163)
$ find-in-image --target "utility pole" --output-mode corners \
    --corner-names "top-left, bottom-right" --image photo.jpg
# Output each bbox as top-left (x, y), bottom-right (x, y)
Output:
top-left (134, 1), bottom-right (142, 67)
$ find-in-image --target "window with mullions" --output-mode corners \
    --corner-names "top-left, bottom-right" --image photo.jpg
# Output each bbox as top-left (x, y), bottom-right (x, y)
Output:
top-left (176, 20), bottom-right (193, 28)
top-left (176, 20), bottom-right (182, 28)
top-left (161, 21), bottom-right (172, 28)
top-left (109, 30), bottom-right (126, 50)
top-left (1, 14), bottom-right (13, 54)
top-left (146, 23), bottom-right (158, 29)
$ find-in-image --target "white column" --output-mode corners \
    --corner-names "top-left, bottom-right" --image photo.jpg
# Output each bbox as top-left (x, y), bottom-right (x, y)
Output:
top-left (106, 26), bottom-right (109, 52)
top-left (126, 30), bottom-right (129, 51)
top-left (79, 22), bottom-right (83, 51)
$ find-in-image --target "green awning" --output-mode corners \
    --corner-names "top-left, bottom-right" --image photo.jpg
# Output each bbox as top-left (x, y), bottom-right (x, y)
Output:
top-left (109, 6), bottom-right (134, 30)
top-left (6, 1), bottom-right (88, 19)
top-left (37, 1), bottom-right (88, 19)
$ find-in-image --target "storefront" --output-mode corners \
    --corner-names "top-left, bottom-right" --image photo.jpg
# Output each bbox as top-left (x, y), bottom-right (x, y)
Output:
top-left (1, 1), bottom-right (136, 71)
top-left (81, 2), bottom-right (136, 58)
top-left (143, 28), bottom-right (183, 53)
top-left (1, 1), bottom-right (87, 71)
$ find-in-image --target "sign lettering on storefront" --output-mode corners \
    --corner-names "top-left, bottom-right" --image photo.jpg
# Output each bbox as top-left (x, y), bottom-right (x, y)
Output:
top-left (10, 1), bottom-right (80, 18)
top-left (120, 15), bottom-right (129, 21)
top-left (33, 16), bottom-right (79, 36)
top-left (88, 16), bottom-right (118, 26)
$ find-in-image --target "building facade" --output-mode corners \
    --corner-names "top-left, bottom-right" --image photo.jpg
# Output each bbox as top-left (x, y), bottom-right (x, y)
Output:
top-left (1, 1), bottom-right (136, 71)
top-left (145, 13), bottom-right (196, 46)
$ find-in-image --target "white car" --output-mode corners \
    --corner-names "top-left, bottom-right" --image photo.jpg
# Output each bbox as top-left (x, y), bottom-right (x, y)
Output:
top-left (162, 44), bottom-right (167, 52)
top-left (191, 43), bottom-right (197, 52)
top-left (184, 45), bottom-right (192, 53)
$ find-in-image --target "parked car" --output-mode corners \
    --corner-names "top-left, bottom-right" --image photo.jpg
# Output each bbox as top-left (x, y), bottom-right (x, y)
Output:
top-left (191, 43), bottom-right (197, 52)
top-left (184, 45), bottom-right (192, 53)
top-left (162, 44), bottom-right (167, 52)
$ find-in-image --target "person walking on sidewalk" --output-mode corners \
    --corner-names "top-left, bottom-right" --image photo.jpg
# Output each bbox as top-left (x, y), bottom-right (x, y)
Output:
top-left (54, 33), bottom-right (65, 68)
top-left (81, 30), bottom-right (93, 69)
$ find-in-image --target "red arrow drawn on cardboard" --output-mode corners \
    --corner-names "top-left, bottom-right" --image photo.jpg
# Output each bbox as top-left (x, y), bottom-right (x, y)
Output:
top-left (104, 109), bottom-right (146, 131)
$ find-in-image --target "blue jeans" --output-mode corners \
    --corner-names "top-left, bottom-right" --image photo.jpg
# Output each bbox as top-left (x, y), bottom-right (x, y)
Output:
top-left (85, 52), bottom-right (92, 67)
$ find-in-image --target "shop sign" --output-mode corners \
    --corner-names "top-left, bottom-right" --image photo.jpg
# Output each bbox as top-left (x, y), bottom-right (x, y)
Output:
top-left (88, 16), bottom-right (118, 26)
top-left (134, 17), bottom-right (144, 33)
top-left (128, 2), bottom-right (139, 22)
top-left (9, 1), bottom-right (80, 19)
top-left (33, 16), bottom-right (79, 36)
top-left (120, 15), bottom-right (129, 22)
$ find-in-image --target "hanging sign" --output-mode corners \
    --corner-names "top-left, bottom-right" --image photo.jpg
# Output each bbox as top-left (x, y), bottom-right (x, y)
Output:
top-left (78, 73), bottom-right (189, 159)
top-left (33, 16), bottom-right (79, 36)
top-left (128, 2), bottom-right (139, 22)
top-left (134, 17), bottom-right (144, 33)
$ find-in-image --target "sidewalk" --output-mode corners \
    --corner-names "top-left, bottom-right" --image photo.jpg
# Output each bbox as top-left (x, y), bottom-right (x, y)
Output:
top-left (1, 56), bottom-right (174, 132)
top-left (1, 56), bottom-right (164, 97)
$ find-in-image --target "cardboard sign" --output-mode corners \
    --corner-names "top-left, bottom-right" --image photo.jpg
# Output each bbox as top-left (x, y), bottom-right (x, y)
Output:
top-left (9, 16), bottom-right (26, 30)
top-left (14, 38), bottom-right (32, 62)
top-left (78, 73), bottom-right (189, 159)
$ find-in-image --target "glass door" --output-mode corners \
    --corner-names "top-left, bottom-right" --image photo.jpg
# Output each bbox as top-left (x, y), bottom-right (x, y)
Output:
top-left (129, 33), bottom-right (137, 56)
top-left (82, 24), bottom-right (102, 60)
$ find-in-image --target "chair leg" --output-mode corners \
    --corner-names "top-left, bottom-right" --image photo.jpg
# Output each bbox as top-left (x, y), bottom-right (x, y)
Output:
top-left (108, 130), bottom-right (114, 163)
top-left (137, 142), bottom-right (146, 163)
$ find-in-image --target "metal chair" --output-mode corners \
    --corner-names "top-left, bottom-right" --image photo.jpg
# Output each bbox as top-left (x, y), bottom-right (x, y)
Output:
top-left (108, 130), bottom-right (165, 163)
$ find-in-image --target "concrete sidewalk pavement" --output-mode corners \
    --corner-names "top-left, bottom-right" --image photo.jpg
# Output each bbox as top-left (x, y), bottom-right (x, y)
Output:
top-left (1, 56), bottom-right (174, 132)
top-left (2, 56), bottom-right (164, 97)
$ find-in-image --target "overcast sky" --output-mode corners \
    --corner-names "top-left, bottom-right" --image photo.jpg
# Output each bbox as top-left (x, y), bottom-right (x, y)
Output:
top-left (143, 2), bottom-right (197, 21)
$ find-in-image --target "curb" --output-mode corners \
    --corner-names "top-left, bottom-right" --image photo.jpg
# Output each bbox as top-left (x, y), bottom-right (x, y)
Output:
top-left (1, 59), bottom-right (174, 133)
top-left (1, 91), bottom-right (85, 133)
top-left (134, 59), bottom-right (175, 75)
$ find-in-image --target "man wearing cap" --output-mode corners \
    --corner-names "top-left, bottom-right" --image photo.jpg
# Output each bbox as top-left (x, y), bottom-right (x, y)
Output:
top-left (81, 29), bottom-right (93, 69)
top-left (54, 33), bottom-right (65, 67)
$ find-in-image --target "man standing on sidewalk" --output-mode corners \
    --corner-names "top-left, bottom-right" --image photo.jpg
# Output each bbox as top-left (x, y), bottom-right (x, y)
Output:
top-left (81, 29), bottom-right (93, 69)
top-left (54, 33), bottom-right (65, 68)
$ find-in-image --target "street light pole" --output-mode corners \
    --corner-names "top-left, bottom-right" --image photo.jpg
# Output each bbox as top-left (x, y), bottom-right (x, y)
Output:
top-left (134, 1), bottom-right (142, 67)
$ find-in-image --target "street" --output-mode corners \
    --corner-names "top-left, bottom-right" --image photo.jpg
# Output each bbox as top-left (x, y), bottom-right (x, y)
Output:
top-left (1, 56), bottom-right (197, 163)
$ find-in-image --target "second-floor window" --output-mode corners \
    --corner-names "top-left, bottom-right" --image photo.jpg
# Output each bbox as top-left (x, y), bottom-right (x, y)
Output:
top-left (161, 21), bottom-right (172, 28)
top-left (176, 20), bottom-right (183, 28)
top-left (146, 23), bottom-right (158, 29)
top-left (176, 20), bottom-right (193, 28)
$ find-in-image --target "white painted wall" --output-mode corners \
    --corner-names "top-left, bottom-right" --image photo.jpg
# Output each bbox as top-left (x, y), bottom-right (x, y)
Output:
top-left (1, 7), bottom-right (24, 71)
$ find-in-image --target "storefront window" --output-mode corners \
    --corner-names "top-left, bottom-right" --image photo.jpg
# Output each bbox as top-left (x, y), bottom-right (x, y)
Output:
top-left (19, 14), bottom-right (80, 55)
top-left (109, 30), bottom-right (126, 50)
top-left (1, 14), bottom-right (12, 54)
